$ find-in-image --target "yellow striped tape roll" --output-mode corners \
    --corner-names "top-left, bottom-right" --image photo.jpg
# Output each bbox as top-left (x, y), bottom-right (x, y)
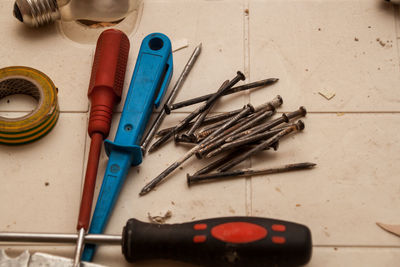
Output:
top-left (0, 66), bottom-right (59, 145)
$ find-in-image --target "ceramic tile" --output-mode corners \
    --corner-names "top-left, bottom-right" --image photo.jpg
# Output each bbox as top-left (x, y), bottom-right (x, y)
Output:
top-left (0, 113), bottom-right (87, 233)
top-left (120, 0), bottom-right (246, 114)
top-left (251, 113), bottom-right (400, 246)
top-left (80, 112), bottom-right (247, 263)
top-left (249, 0), bottom-right (400, 112)
top-left (0, 1), bottom-right (94, 112)
top-left (307, 247), bottom-right (400, 267)
top-left (2, 0), bottom-right (400, 266)
top-left (2, 246), bottom-right (400, 267)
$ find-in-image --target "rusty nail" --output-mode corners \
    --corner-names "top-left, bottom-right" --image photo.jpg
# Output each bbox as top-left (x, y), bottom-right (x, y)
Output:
top-left (217, 120), bottom-right (305, 172)
top-left (164, 78), bottom-right (278, 113)
top-left (187, 162), bottom-right (316, 186)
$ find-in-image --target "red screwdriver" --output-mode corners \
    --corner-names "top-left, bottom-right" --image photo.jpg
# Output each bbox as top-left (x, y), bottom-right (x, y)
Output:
top-left (0, 216), bottom-right (312, 266)
top-left (74, 29), bottom-right (130, 266)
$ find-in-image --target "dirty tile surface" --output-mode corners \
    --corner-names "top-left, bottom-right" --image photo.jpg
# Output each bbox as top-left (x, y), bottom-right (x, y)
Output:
top-left (1, 0), bottom-right (400, 266)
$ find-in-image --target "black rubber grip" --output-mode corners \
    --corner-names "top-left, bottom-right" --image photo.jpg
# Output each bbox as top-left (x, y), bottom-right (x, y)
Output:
top-left (122, 216), bottom-right (312, 267)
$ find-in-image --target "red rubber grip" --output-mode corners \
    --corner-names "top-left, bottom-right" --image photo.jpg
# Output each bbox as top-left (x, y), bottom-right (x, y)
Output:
top-left (87, 29), bottom-right (130, 138)
top-left (122, 217), bottom-right (312, 266)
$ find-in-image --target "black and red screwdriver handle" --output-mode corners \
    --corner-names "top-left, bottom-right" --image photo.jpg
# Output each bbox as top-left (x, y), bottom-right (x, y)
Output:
top-left (122, 217), bottom-right (312, 267)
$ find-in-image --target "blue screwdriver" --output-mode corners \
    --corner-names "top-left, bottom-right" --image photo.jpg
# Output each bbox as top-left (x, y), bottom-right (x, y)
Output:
top-left (82, 32), bottom-right (173, 261)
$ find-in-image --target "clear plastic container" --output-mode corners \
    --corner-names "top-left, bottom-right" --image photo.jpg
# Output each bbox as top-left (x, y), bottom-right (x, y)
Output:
top-left (14, 0), bottom-right (142, 27)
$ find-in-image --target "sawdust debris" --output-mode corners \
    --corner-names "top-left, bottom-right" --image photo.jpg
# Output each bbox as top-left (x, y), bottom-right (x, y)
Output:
top-left (148, 211), bottom-right (172, 224)
top-left (296, 204), bottom-right (301, 207)
top-left (376, 38), bottom-right (386, 47)
top-left (318, 91), bottom-right (336, 100)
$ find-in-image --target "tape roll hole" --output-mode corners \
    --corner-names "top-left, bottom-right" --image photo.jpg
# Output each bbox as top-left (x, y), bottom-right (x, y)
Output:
top-left (0, 78), bottom-right (41, 118)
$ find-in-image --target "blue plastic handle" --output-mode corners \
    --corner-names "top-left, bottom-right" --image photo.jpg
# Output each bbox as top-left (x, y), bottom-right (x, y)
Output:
top-left (82, 33), bottom-right (173, 261)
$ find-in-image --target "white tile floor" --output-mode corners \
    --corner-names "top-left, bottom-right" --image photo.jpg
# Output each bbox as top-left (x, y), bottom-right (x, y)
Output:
top-left (1, 0), bottom-right (400, 266)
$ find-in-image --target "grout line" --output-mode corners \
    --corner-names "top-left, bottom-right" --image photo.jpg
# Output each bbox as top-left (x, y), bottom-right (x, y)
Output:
top-left (151, 111), bottom-right (400, 115)
top-left (243, 0), bottom-right (252, 217)
top-left (4, 110), bottom-right (400, 115)
top-left (393, 4), bottom-right (400, 74)
top-left (314, 245), bottom-right (400, 249)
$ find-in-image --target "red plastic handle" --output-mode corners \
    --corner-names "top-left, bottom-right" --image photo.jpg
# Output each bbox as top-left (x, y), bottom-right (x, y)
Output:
top-left (77, 29), bottom-right (130, 231)
top-left (87, 29), bottom-right (130, 138)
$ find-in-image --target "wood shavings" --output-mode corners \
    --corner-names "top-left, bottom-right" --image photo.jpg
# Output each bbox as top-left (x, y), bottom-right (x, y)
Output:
top-left (336, 113), bottom-right (345, 117)
top-left (172, 39), bottom-right (189, 52)
top-left (148, 210), bottom-right (172, 224)
top-left (376, 222), bottom-right (400, 237)
top-left (318, 90), bottom-right (336, 100)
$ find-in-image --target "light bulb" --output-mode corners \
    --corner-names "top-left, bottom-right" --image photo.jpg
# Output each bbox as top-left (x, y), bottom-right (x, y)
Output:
top-left (13, 0), bottom-right (142, 27)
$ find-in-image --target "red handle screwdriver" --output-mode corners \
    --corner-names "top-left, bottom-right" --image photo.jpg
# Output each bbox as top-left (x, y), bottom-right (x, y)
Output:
top-left (74, 29), bottom-right (130, 265)
top-left (0, 216), bottom-right (312, 266)
top-left (122, 217), bottom-right (312, 266)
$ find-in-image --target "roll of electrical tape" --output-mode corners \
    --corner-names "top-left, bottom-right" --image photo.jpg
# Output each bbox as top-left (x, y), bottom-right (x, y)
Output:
top-left (0, 66), bottom-right (59, 145)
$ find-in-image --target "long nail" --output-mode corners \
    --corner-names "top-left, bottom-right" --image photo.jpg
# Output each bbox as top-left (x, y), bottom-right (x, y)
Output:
top-left (140, 104), bottom-right (253, 196)
top-left (165, 78), bottom-right (278, 113)
top-left (149, 72), bottom-right (245, 152)
top-left (187, 162), bottom-right (316, 186)
top-left (192, 150), bottom-right (245, 176)
top-left (205, 127), bottom-right (286, 158)
top-left (182, 80), bottom-right (230, 142)
top-left (197, 104), bottom-right (276, 158)
top-left (225, 106), bottom-right (306, 143)
top-left (195, 119), bottom-right (232, 140)
top-left (140, 43), bottom-right (202, 155)
top-left (218, 120), bottom-right (305, 172)
top-left (156, 108), bottom-right (242, 137)
top-left (173, 72), bottom-right (245, 131)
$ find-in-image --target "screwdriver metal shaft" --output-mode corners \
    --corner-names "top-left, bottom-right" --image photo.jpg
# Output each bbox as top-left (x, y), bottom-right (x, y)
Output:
top-left (0, 232), bottom-right (122, 244)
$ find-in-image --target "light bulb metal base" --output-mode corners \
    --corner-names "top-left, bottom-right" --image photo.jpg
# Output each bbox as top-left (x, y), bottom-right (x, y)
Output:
top-left (14, 0), bottom-right (61, 27)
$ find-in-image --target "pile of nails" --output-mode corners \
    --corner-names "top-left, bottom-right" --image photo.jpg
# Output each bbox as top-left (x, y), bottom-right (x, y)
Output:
top-left (141, 71), bottom-right (315, 195)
